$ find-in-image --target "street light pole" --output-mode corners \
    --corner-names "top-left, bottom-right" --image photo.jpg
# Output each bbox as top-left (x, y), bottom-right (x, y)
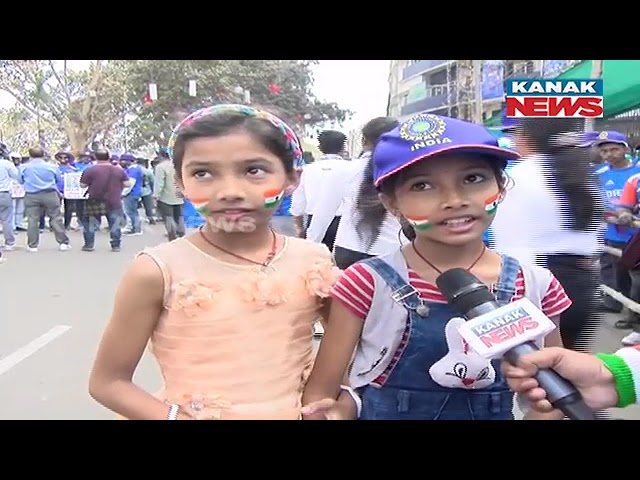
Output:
top-left (473, 60), bottom-right (483, 124)
top-left (584, 60), bottom-right (604, 132)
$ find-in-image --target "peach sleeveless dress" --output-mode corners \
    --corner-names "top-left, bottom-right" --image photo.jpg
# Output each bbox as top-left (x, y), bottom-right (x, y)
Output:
top-left (139, 235), bottom-right (339, 420)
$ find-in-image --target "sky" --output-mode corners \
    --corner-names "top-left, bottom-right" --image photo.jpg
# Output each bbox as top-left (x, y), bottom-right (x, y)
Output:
top-left (0, 60), bottom-right (391, 133)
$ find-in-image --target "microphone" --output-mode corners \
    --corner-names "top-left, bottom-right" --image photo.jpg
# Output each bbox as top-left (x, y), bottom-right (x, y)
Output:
top-left (435, 268), bottom-right (596, 421)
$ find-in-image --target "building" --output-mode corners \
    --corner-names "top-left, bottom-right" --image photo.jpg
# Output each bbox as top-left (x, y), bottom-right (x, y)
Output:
top-left (387, 60), bottom-right (580, 123)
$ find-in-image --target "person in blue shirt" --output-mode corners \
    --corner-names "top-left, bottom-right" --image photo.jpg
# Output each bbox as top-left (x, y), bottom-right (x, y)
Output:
top-left (595, 131), bottom-right (640, 316)
top-left (119, 152), bottom-right (144, 235)
top-left (54, 151), bottom-right (82, 230)
top-left (75, 151), bottom-right (95, 172)
top-left (18, 146), bottom-right (71, 251)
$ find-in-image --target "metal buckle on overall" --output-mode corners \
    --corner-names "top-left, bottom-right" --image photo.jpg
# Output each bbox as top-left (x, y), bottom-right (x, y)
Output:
top-left (390, 284), bottom-right (419, 304)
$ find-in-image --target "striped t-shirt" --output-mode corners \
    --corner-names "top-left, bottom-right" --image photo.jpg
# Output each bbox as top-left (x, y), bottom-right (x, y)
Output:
top-left (330, 262), bottom-right (572, 385)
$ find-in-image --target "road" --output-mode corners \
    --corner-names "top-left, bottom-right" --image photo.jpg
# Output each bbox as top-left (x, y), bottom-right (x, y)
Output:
top-left (1, 226), bottom-right (639, 420)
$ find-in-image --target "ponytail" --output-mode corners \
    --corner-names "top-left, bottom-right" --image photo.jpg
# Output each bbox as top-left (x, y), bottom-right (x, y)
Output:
top-left (518, 119), bottom-right (604, 231)
top-left (354, 117), bottom-right (400, 250)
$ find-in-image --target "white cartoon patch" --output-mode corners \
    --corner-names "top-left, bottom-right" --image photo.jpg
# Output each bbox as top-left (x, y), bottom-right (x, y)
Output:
top-left (429, 317), bottom-right (496, 389)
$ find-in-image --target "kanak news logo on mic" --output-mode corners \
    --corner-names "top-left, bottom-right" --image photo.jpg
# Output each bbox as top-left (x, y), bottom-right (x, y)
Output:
top-left (458, 298), bottom-right (557, 359)
top-left (505, 78), bottom-right (604, 118)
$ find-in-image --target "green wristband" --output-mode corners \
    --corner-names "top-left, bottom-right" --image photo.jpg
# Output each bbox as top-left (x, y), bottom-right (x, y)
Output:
top-left (595, 353), bottom-right (636, 408)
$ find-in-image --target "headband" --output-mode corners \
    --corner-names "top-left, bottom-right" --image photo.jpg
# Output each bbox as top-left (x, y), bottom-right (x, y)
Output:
top-left (167, 104), bottom-right (304, 170)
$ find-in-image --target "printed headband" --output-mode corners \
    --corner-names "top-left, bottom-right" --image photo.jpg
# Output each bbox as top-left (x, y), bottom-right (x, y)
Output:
top-left (167, 104), bottom-right (304, 169)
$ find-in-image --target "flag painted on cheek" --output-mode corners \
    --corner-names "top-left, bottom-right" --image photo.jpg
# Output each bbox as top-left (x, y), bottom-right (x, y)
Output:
top-left (264, 189), bottom-right (284, 209)
top-left (190, 198), bottom-right (210, 216)
top-left (406, 216), bottom-right (433, 231)
top-left (484, 192), bottom-right (500, 216)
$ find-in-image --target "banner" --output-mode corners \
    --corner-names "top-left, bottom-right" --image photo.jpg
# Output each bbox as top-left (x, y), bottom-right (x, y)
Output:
top-left (541, 60), bottom-right (576, 78)
top-left (482, 60), bottom-right (505, 100)
top-left (10, 180), bottom-right (24, 199)
top-left (63, 172), bottom-right (88, 200)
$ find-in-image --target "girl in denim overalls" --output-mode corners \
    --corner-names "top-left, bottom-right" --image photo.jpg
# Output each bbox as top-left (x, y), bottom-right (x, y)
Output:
top-left (303, 114), bottom-right (572, 420)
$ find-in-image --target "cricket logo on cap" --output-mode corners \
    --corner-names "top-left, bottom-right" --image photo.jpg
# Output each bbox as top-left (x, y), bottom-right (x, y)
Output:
top-left (399, 114), bottom-right (451, 152)
top-left (599, 131), bottom-right (608, 139)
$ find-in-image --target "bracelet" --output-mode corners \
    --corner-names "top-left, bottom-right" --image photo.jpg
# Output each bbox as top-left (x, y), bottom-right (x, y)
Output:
top-left (340, 385), bottom-right (362, 419)
top-left (167, 403), bottom-right (180, 420)
top-left (595, 353), bottom-right (636, 408)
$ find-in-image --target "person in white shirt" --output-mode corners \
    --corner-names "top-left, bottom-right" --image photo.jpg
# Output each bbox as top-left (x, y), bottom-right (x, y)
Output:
top-left (307, 117), bottom-right (406, 269)
top-left (492, 118), bottom-right (604, 352)
top-left (0, 148), bottom-right (19, 261)
top-left (290, 130), bottom-right (349, 251)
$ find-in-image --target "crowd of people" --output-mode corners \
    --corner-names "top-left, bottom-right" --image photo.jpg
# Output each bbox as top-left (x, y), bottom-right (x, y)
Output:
top-left (0, 145), bottom-right (186, 259)
top-left (3, 102), bottom-right (640, 420)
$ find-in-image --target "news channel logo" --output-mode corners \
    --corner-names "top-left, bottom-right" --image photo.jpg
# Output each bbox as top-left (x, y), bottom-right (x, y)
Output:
top-left (505, 78), bottom-right (603, 119)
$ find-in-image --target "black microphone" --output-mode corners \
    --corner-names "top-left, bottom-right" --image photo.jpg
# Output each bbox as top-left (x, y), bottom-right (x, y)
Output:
top-left (436, 268), bottom-right (596, 421)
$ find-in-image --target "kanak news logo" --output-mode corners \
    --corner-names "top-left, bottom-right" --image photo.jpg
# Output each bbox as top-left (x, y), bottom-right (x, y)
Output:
top-left (470, 306), bottom-right (539, 348)
top-left (505, 78), bottom-right (603, 118)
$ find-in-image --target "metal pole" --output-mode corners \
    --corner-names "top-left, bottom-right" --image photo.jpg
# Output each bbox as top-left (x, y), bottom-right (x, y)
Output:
top-left (473, 60), bottom-right (483, 124)
top-left (584, 60), bottom-right (604, 132)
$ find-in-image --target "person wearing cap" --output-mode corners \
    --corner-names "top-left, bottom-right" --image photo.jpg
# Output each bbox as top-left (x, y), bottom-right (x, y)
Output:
top-left (595, 131), bottom-right (640, 317)
top-left (492, 119), bottom-right (604, 353)
top-left (136, 157), bottom-right (157, 225)
top-left (303, 113), bottom-right (571, 420)
top-left (119, 152), bottom-right (145, 235)
top-left (75, 151), bottom-right (95, 172)
top-left (610, 155), bottom-right (640, 345)
top-left (54, 151), bottom-right (83, 231)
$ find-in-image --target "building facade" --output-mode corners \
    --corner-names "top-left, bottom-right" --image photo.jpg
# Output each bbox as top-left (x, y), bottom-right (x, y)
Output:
top-left (388, 60), bottom-right (580, 123)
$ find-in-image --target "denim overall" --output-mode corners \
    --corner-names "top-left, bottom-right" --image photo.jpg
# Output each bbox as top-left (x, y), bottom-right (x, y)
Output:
top-left (358, 255), bottom-right (520, 420)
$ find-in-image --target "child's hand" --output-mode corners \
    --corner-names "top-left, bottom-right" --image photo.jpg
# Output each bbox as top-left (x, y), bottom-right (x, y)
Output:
top-left (301, 395), bottom-right (357, 420)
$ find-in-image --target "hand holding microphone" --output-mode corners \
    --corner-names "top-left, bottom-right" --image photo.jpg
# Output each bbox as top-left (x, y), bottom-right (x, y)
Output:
top-left (435, 268), bottom-right (597, 420)
top-left (501, 347), bottom-right (618, 412)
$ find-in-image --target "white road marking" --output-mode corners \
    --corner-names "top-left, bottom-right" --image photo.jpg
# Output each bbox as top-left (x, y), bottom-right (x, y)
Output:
top-left (0, 325), bottom-right (72, 376)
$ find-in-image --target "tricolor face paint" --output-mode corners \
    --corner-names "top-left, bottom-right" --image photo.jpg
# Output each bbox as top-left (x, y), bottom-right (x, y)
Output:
top-left (263, 189), bottom-right (284, 209)
top-left (484, 192), bottom-right (500, 216)
top-left (190, 198), bottom-right (210, 216)
top-left (406, 216), bottom-right (433, 231)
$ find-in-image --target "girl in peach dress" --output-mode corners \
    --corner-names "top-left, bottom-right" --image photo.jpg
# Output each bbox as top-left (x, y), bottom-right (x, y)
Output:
top-left (88, 105), bottom-right (358, 420)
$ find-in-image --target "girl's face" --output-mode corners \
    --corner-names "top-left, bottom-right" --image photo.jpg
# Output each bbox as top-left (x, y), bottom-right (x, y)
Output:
top-left (180, 131), bottom-right (293, 233)
top-left (383, 154), bottom-right (503, 246)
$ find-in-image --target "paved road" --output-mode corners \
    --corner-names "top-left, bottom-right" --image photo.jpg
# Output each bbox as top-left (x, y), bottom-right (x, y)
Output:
top-left (1, 226), bottom-right (639, 420)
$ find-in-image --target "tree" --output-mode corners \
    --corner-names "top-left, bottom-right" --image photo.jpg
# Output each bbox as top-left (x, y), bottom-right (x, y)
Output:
top-left (115, 60), bottom-right (352, 150)
top-left (0, 107), bottom-right (67, 153)
top-left (0, 60), bottom-right (132, 153)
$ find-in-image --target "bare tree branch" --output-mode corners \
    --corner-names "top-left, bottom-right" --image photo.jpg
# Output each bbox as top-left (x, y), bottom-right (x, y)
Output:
top-left (47, 60), bottom-right (72, 106)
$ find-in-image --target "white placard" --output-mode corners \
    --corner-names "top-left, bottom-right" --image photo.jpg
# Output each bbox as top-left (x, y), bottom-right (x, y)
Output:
top-left (63, 172), bottom-right (88, 200)
top-left (10, 180), bottom-right (24, 199)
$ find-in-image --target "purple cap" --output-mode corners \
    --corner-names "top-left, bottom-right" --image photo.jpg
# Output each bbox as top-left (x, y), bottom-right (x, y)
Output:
top-left (578, 131), bottom-right (600, 148)
top-left (373, 113), bottom-right (520, 187)
top-left (592, 130), bottom-right (628, 148)
top-left (498, 108), bottom-right (519, 132)
top-left (119, 152), bottom-right (137, 162)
